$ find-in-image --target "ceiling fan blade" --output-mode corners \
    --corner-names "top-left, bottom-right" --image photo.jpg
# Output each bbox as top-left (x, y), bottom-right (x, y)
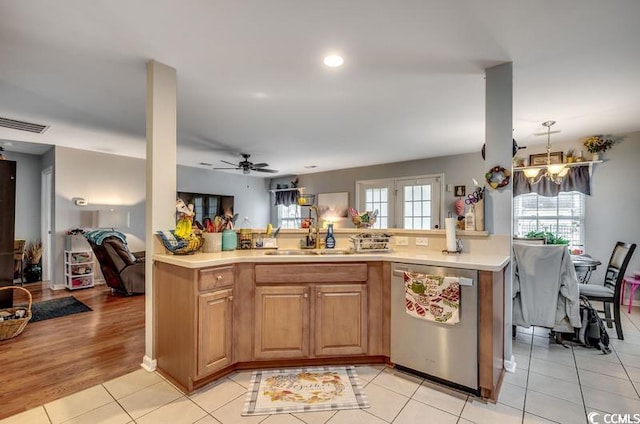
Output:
top-left (533, 130), bottom-right (562, 136)
top-left (253, 167), bottom-right (278, 173)
top-left (220, 160), bottom-right (239, 166)
top-left (213, 166), bottom-right (240, 170)
top-left (251, 163), bottom-right (269, 168)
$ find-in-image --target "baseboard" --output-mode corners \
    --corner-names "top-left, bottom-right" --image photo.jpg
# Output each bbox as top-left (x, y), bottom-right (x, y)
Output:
top-left (50, 283), bottom-right (66, 291)
top-left (504, 355), bottom-right (517, 373)
top-left (141, 355), bottom-right (157, 372)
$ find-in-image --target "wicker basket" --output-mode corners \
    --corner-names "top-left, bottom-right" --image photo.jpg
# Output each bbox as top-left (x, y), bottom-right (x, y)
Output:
top-left (297, 194), bottom-right (316, 206)
top-left (0, 286), bottom-right (32, 341)
top-left (156, 232), bottom-right (205, 255)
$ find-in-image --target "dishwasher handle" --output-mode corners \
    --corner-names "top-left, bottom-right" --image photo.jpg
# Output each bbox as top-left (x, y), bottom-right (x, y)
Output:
top-left (393, 267), bottom-right (409, 277)
top-left (393, 267), bottom-right (474, 286)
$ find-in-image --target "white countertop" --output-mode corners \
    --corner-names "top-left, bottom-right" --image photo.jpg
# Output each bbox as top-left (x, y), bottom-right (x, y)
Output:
top-left (153, 249), bottom-right (510, 272)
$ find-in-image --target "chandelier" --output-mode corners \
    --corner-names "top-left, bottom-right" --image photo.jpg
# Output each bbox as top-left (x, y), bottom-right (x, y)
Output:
top-left (523, 120), bottom-right (569, 185)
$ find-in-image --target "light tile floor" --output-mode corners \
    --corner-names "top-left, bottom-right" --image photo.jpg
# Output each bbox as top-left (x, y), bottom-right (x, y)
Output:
top-left (3, 307), bottom-right (640, 424)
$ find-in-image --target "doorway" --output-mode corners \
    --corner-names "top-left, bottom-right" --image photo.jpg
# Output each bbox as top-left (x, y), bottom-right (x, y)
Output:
top-left (41, 166), bottom-right (52, 283)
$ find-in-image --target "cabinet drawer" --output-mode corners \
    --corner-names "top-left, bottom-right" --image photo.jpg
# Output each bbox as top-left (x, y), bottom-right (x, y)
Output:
top-left (199, 265), bottom-right (235, 291)
top-left (255, 263), bottom-right (367, 284)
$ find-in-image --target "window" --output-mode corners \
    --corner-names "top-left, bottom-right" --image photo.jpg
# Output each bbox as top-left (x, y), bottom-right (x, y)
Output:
top-left (513, 192), bottom-right (585, 246)
top-left (277, 204), bottom-right (301, 229)
top-left (356, 175), bottom-right (442, 229)
top-left (363, 187), bottom-right (389, 229)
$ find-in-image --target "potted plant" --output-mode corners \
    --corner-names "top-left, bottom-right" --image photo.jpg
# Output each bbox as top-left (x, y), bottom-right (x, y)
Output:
top-left (525, 231), bottom-right (569, 245)
top-left (566, 149), bottom-right (575, 163)
top-left (24, 240), bottom-right (43, 283)
top-left (583, 135), bottom-right (614, 161)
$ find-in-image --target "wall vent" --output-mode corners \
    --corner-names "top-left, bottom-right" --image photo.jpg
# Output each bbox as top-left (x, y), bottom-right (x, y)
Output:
top-left (0, 116), bottom-right (49, 134)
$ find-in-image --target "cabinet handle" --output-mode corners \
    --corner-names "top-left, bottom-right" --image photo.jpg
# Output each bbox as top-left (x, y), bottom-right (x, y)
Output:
top-left (216, 275), bottom-right (223, 281)
top-left (303, 292), bottom-right (308, 299)
top-left (317, 292), bottom-right (322, 297)
top-left (228, 295), bottom-right (233, 302)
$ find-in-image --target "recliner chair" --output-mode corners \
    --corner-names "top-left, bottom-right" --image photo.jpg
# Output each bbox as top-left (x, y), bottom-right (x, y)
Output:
top-left (85, 232), bottom-right (145, 295)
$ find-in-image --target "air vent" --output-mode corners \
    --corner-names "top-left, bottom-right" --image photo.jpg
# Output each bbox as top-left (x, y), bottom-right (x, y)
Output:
top-left (0, 116), bottom-right (49, 134)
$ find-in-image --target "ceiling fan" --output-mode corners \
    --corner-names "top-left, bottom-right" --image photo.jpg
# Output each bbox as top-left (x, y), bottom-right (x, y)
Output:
top-left (214, 153), bottom-right (278, 174)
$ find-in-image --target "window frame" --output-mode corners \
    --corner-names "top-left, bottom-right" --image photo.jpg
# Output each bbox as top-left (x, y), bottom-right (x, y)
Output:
top-left (513, 191), bottom-right (585, 246)
top-left (355, 174), bottom-right (444, 229)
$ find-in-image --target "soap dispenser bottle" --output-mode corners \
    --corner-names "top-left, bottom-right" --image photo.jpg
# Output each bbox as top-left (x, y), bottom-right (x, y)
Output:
top-left (325, 223), bottom-right (336, 249)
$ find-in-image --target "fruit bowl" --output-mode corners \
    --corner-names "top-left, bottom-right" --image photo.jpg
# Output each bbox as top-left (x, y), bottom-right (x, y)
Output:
top-left (156, 231), bottom-right (204, 255)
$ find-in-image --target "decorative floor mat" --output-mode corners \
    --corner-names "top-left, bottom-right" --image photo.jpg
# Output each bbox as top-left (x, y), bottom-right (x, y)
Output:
top-left (242, 365), bottom-right (369, 416)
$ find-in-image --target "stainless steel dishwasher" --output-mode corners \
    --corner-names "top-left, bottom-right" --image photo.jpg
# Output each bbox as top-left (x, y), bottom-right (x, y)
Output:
top-left (390, 262), bottom-right (478, 392)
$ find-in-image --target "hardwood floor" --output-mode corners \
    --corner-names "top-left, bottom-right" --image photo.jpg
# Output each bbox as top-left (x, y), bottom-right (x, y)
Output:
top-left (0, 282), bottom-right (144, 420)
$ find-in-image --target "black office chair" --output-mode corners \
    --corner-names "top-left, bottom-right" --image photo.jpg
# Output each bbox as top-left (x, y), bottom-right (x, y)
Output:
top-left (578, 241), bottom-right (636, 340)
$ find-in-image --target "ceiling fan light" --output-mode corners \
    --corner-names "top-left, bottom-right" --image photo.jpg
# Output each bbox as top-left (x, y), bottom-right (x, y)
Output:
top-left (242, 168), bottom-right (250, 174)
top-left (523, 168), bottom-right (541, 178)
top-left (547, 164), bottom-right (566, 175)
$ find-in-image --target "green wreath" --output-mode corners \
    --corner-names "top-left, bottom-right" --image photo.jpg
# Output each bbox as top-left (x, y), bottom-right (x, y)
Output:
top-left (485, 166), bottom-right (511, 189)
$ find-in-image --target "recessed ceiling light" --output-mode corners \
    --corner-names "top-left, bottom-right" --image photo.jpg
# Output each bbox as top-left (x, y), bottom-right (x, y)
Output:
top-left (323, 55), bottom-right (344, 68)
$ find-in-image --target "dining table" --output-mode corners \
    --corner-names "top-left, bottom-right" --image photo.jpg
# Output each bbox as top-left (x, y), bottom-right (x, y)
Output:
top-left (571, 254), bottom-right (602, 284)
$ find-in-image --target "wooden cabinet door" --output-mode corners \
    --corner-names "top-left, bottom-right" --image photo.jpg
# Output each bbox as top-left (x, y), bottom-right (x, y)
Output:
top-left (254, 285), bottom-right (309, 359)
top-left (314, 284), bottom-right (368, 356)
top-left (197, 288), bottom-right (233, 378)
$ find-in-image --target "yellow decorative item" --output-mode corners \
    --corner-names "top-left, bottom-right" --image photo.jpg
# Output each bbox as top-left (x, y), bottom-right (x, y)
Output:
top-left (174, 217), bottom-right (192, 239)
top-left (583, 135), bottom-right (614, 154)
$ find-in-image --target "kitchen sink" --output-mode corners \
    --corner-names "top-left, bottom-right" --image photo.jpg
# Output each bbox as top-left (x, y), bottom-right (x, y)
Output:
top-left (264, 249), bottom-right (354, 256)
top-left (313, 249), bottom-right (354, 255)
top-left (264, 250), bottom-right (316, 255)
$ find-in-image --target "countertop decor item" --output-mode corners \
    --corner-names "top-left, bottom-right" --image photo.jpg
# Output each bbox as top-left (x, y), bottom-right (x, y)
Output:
top-left (349, 208), bottom-right (378, 228)
top-left (156, 231), bottom-right (204, 255)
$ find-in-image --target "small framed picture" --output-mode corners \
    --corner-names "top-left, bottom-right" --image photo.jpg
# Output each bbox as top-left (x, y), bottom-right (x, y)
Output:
top-left (529, 152), bottom-right (563, 166)
top-left (454, 185), bottom-right (466, 197)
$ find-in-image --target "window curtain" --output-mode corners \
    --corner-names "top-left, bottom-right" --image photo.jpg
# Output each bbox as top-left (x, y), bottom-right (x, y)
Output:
top-left (513, 166), bottom-right (591, 197)
top-left (274, 189), bottom-right (300, 206)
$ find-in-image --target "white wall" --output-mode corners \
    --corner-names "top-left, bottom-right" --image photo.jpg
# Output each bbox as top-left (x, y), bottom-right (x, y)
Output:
top-left (277, 152), bottom-right (486, 228)
top-left (54, 146), bottom-right (147, 287)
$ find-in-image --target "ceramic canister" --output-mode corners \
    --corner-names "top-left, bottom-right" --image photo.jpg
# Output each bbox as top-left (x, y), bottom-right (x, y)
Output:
top-left (221, 229), bottom-right (237, 251)
top-left (202, 232), bottom-right (222, 253)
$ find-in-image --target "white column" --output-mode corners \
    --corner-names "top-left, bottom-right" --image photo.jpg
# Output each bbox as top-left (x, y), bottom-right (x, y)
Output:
top-left (142, 60), bottom-right (177, 371)
top-left (484, 62), bottom-right (515, 372)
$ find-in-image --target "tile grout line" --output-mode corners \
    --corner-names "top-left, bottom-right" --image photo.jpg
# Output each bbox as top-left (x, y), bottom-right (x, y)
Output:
top-left (520, 328), bottom-right (534, 424)
top-left (101, 382), bottom-right (137, 424)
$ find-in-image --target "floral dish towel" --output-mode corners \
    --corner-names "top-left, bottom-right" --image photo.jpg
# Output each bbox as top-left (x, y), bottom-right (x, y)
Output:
top-left (404, 272), bottom-right (460, 324)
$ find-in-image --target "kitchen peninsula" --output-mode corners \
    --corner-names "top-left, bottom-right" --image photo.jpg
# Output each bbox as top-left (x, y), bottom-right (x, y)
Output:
top-left (153, 244), bottom-right (509, 401)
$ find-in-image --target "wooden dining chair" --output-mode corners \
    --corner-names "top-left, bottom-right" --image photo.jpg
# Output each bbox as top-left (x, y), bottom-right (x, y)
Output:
top-left (578, 241), bottom-right (636, 340)
top-left (13, 239), bottom-right (26, 285)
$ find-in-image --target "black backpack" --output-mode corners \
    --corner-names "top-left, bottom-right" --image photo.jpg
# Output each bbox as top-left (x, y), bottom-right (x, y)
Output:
top-left (576, 295), bottom-right (611, 354)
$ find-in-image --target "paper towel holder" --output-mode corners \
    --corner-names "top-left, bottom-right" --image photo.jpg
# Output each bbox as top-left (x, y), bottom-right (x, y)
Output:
top-left (442, 239), bottom-right (463, 255)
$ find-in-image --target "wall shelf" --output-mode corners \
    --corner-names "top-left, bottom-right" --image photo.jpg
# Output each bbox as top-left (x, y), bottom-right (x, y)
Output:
top-left (268, 187), bottom-right (306, 193)
top-left (513, 160), bottom-right (602, 171)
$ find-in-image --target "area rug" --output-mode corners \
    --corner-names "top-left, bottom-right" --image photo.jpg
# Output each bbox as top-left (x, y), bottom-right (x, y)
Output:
top-left (242, 366), bottom-right (369, 416)
top-left (29, 296), bottom-right (92, 322)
